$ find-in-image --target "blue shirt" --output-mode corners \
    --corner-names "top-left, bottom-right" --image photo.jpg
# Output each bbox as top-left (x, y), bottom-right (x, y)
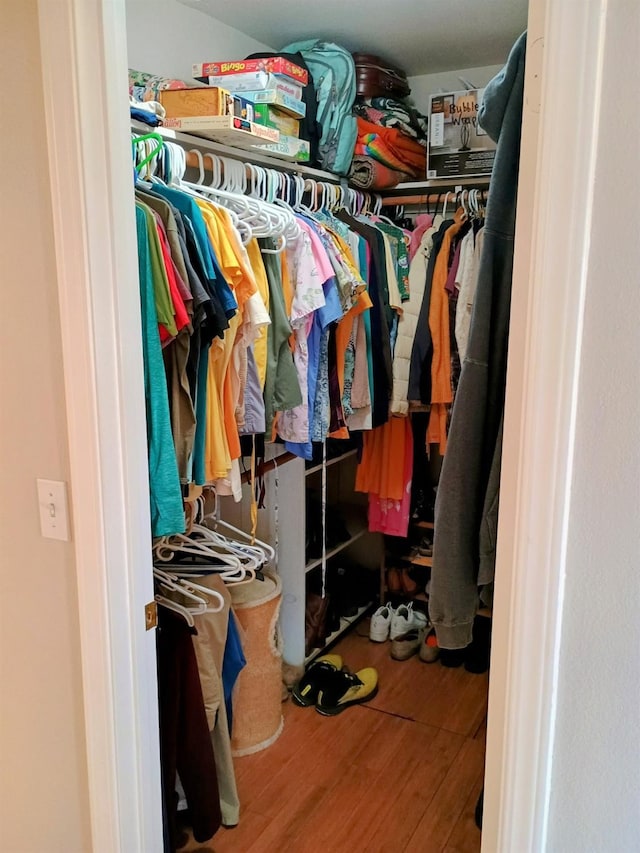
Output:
top-left (135, 205), bottom-right (185, 536)
top-left (152, 185), bottom-right (238, 318)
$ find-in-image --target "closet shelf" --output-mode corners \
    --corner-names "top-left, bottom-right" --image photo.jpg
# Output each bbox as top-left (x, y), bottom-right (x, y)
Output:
top-left (382, 176), bottom-right (491, 195)
top-left (162, 115), bottom-right (281, 149)
top-left (305, 524), bottom-right (369, 573)
top-left (305, 602), bottom-right (373, 665)
top-left (413, 519), bottom-right (434, 530)
top-left (305, 448), bottom-right (358, 476)
top-left (132, 119), bottom-right (342, 182)
top-left (406, 554), bottom-right (433, 568)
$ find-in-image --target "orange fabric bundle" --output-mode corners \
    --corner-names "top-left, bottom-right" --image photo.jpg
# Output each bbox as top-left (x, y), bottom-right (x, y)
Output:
top-left (354, 118), bottom-right (426, 177)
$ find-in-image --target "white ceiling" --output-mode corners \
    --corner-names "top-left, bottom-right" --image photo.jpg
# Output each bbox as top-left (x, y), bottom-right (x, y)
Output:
top-left (179, 0), bottom-right (529, 76)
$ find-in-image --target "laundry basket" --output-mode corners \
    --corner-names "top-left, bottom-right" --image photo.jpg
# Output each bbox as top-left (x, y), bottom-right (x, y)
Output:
top-left (228, 570), bottom-right (284, 756)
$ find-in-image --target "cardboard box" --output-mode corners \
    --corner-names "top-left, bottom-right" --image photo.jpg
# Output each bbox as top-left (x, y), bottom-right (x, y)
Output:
top-left (194, 71), bottom-right (303, 101)
top-left (427, 89), bottom-right (496, 178)
top-left (252, 104), bottom-right (300, 138)
top-left (192, 58), bottom-right (308, 86)
top-left (241, 89), bottom-right (306, 119)
top-left (257, 135), bottom-right (310, 162)
top-left (162, 115), bottom-right (280, 144)
top-left (159, 86), bottom-right (233, 119)
top-left (233, 95), bottom-right (255, 122)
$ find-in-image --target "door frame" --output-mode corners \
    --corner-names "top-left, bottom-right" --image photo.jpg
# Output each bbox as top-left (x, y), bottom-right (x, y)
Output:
top-left (35, 0), bottom-right (608, 850)
top-left (37, 1), bottom-right (163, 850)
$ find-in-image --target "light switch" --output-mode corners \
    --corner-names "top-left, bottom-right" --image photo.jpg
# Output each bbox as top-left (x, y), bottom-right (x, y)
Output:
top-left (36, 479), bottom-right (71, 541)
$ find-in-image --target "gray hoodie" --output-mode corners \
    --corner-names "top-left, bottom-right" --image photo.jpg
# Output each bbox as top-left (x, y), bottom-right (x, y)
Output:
top-left (429, 32), bottom-right (527, 649)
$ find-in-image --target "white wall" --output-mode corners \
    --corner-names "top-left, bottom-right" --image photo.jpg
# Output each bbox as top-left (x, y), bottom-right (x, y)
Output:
top-left (408, 64), bottom-right (503, 113)
top-left (126, 0), bottom-right (274, 81)
top-left (0, 2), bottom-right (92, 851)
top-left (546, 1), bottom-right (640, 850)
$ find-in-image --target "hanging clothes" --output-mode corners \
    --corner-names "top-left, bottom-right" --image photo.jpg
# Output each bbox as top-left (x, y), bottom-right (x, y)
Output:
top-left (426, 208), bottom-right (466, 454)
top-left (135, 204), bottom-right (185, 537)
top-left (429, 31), bottom-right (527, 650)
top-left (156, 609), bottom-right (222, 851)
top-left (355, 415), bottom-right (413, 537)
top-left (191, 574), bottom-right (244, 828)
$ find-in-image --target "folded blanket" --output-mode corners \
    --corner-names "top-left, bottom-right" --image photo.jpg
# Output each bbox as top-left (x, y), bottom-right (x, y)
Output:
top-left (354, 118), bottom-right (426, 177)
top-left (349, 155), bottom-right (411, 190)
top-left (354, 97), bottom-right (428, 145)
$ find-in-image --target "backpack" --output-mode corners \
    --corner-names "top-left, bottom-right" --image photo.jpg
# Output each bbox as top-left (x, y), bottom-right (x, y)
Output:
top-left (281, 40), bottom-right (357, 176)
top-left (244, 51), bottom-right (322, 168)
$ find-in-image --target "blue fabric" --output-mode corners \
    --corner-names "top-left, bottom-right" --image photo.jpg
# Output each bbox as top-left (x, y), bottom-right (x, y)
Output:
top-left (192, 341), bottom-right (211, 486)
top-left (152, 185), bottom-right (237, 318)
top-left (130, 107), bottom-right (160, 126)
top-left (135, 205), bottom-right (185, 536)
top-left (221, 611), bottom-right (246, 733)
top-left (357, 238), bottom-right (375, 415)
top-left (389, 313), bottom-right (399, 356)
top-left (285, 274), bottom-right (342, 459)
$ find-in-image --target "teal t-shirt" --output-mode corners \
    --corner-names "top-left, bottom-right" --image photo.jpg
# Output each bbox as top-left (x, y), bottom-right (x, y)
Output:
top-left (136, 204), bottom-right (185, 536)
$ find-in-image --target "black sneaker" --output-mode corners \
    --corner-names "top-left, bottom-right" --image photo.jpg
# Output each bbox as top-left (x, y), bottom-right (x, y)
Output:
top-left (292, 655), bottom-right (343, 707)
top-left (316, 667), bottom-right (379, 716)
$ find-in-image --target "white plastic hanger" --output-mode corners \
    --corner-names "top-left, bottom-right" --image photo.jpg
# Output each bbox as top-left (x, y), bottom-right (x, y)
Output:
top-left (154, 566), bottom-right (225, 613)
top-left (153, 530), bottom-right (243, 568)
top-left (199, 492), bottom-right (276, 565)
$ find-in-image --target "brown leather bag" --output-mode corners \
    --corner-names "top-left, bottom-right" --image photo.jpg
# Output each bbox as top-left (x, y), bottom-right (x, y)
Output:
top-left (353, 52), bottom-right (411, 99)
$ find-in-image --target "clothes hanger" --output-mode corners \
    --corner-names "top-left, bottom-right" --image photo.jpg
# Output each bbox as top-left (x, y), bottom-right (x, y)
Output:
top-left (189, 522), bottom-right (263, 570)
top-left (153, 566), bottom-right (225, 613)
top-left (173, 148), bottom-right (256, 245)
top-left (153, 530), bottom-right (243, 568)
top-left (132, 131), bottom-right (163, 175)
top-left (227, 161), bottom-right (289, 251)
top-left (187, 495), bottom-right (268, 577)
top-left (154, 592), bottom-right (197, 626)
top-left (200, 490), bottom-right (276, 565)
top-left (153, 569), bottom-right (210, 626)
top-left (271, 172), bottom-right (304, 243)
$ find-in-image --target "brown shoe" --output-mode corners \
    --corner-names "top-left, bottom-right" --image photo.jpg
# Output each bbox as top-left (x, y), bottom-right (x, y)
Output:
top-left (400, 569), bottom-right (418, 596)
top-left (387, 567), bottom-right (401, 594)
top-left (305, 592), bottom-right (330, 656)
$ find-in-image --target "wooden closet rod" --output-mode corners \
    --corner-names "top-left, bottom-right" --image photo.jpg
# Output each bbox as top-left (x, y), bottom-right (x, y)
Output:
top-left (239, 451), bottom-right (298, 484)
top-left (381, 189), bottom-right (490, 207)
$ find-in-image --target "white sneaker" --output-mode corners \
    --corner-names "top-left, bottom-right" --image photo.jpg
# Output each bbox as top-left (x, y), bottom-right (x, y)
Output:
top-left (390, 602), bottom-right (428, 640)
top-left (369, 604), bottom-right (395, 642)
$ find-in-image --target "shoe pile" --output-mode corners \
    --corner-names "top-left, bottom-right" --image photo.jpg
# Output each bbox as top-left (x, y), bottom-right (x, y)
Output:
top-left (369, 601), bottom-right (439, 663)
top-left (292, 654), bottom-right (379, 715)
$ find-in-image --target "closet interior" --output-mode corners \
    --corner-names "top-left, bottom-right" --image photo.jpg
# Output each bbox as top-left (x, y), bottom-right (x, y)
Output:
top-left (125, 1), bottom-right (530, 849)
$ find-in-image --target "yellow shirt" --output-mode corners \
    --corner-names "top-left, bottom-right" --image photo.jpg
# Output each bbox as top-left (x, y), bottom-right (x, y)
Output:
top-left (196, 200), bottom-right (242, 481)
top-left (246, 239), bottom-right (270, 390)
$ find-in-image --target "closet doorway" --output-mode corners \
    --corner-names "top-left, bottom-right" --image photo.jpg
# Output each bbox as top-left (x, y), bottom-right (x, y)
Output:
top-left (36, 0), bottom-right (607, 850)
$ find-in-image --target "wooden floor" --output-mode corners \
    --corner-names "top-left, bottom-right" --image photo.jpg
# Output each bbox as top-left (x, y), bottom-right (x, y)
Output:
top-left (181, 621), bottom-right (488, 853)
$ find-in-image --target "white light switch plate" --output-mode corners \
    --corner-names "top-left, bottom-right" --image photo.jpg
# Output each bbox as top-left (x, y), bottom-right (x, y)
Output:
top-left (36, 479), bottom-right (71, 541)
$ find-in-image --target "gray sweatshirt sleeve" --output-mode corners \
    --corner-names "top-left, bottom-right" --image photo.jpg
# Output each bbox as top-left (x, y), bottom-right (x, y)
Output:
top-left (428, 32), bottom-right (527, 649)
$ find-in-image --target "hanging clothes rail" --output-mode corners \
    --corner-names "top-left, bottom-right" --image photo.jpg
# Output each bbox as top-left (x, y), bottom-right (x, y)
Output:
top-left (381, 186), bottom-right (490, 207)
top-left (132, 119), bottom-right (343, 184)
top-left (132, 120), bottom-right (491, 210)
top-left (132, 120), bottom-right (384, 220)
